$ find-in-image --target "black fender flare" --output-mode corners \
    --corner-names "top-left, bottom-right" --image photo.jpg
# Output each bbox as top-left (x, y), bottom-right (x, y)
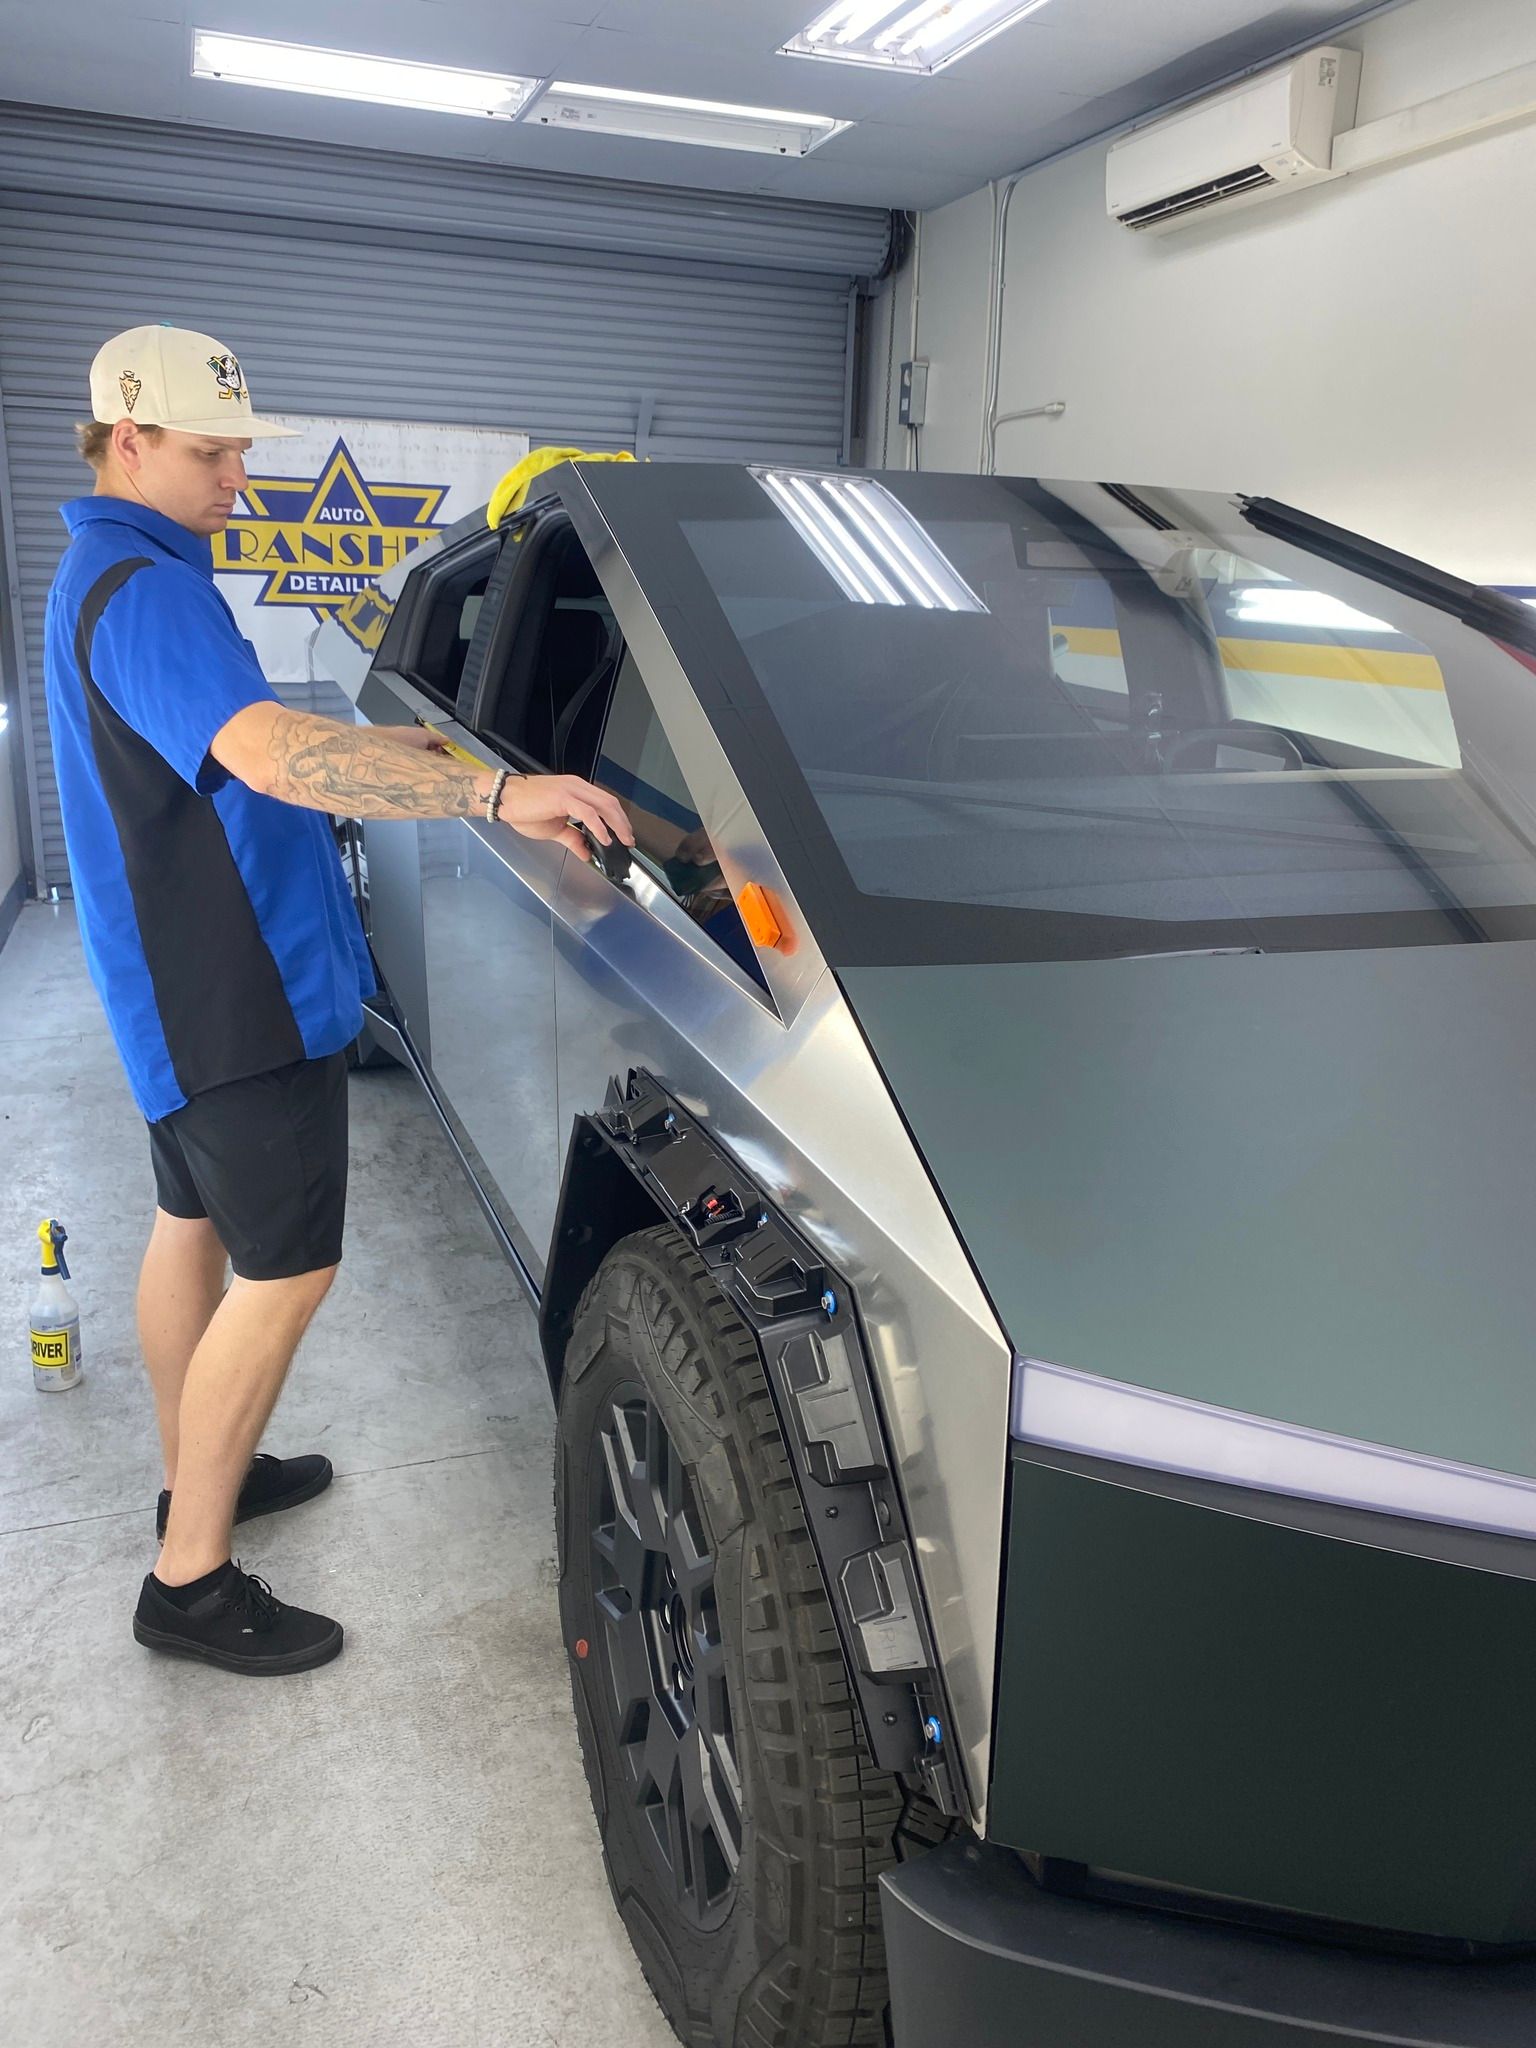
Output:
top-left (542, 1069), bottom-right (967, 1816)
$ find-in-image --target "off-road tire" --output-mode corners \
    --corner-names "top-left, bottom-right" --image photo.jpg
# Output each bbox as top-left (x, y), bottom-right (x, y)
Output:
top-left (555, 1224), bottom-right (902, 2047)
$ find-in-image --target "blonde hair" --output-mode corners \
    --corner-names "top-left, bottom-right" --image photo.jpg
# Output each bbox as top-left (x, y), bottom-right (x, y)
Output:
top-left (75, 419), bottom-right (163, 470)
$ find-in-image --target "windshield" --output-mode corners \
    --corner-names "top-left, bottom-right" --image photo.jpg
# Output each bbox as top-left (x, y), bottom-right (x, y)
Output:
top-left (669, 470), bottom-right (1536, 963)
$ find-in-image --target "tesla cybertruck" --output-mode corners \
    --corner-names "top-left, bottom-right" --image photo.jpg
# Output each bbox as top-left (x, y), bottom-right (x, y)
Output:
top-left (318, 461), bottom-right (1536, 2048)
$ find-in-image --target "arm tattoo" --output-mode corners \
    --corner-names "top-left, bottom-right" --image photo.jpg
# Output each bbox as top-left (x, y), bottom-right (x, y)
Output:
top-left (266, 713), bottom-right (485, 820)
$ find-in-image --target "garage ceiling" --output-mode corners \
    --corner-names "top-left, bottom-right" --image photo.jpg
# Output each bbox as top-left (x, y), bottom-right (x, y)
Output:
top-left (0, 0), bottom-right (1397, 210)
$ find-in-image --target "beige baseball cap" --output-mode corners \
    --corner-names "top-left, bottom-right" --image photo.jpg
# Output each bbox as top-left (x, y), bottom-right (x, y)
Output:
top-left (90, 324), bottom-right (296, 439)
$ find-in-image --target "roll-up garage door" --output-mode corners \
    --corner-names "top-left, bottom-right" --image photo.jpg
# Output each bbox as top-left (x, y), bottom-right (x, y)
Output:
top-left (0, 103), bottom-right (890, 892)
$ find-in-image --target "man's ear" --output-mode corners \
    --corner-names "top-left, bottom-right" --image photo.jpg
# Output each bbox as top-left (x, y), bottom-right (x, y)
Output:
top-left (113, 419), bottom-right (145, 472)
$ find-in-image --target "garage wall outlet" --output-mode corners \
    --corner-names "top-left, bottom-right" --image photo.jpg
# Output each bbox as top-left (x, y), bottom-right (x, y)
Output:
top-left (899, 359), bottom-right (929, 428)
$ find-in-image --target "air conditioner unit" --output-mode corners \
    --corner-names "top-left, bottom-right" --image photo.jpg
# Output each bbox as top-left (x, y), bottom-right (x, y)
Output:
top-left (1106, 46), bottom-right (1362, 233)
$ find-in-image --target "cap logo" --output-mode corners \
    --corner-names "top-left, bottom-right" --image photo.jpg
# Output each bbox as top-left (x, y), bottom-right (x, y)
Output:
top-left (118, 371), bottom-right (142, 414)
top-left (207, 352), bottom-right (246, 403)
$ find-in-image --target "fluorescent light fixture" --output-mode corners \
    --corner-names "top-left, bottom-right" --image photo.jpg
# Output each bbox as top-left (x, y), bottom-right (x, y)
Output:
top-left (783, 0), bottom-right (1050, 74)
top-left (1229, 587), bottom-right (1399, 634)
top-left (531, 81), bottom-right (849, 156)
top-left (192, 30), bottom-right (539, 119)
top-left (1013, 1355), bottom-right (1536, 1540)
top-left (753, 468), bottom-right (987, 610)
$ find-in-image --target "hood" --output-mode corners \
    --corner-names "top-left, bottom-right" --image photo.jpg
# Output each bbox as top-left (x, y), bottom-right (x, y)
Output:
top-left (841, 941), bottom-right (1536, 1479)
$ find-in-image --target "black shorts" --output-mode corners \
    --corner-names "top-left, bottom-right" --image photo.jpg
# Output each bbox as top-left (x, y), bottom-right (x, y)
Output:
top-left (148, 1053), bottom-right (350, 1281)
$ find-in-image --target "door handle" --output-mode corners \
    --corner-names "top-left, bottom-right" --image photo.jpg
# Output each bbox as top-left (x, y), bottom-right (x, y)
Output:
top-left (578, 823), bottom-right (635, 889)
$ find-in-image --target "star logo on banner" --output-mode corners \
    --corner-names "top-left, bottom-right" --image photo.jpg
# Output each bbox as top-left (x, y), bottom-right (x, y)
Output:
top-left (212, 437), bottom-right (449, 620)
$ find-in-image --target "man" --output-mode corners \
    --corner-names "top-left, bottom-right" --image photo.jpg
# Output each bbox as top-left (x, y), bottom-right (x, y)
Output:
top-left (44, 324), bottom-right (633, 1677)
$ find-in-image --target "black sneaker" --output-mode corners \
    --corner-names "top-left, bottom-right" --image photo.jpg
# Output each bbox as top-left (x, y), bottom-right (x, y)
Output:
top-left (156, 1451), bottom-right (333, 1541)
top-left (133, 1564), bottom-right (344, 1675)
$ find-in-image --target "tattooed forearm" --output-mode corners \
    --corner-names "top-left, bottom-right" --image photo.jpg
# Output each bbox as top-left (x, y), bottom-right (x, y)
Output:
top-left (264, 712), bottom-right (490, 820)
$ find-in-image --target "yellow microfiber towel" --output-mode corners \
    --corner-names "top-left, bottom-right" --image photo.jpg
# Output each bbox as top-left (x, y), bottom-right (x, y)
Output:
top-left (487, 446), bottom-right (637, 529)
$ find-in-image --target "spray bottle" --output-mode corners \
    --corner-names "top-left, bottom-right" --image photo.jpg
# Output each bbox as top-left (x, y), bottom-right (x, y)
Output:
top-left (30, 1219), bottom-right (83, 1393)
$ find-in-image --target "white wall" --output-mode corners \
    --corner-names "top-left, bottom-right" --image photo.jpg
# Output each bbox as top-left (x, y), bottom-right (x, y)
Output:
top-left (867, 0), bottom-right (1536, 584)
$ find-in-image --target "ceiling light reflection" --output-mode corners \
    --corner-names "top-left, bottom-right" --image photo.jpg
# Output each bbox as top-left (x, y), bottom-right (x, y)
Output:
top-left (754, 469), bottom-right (988, 611)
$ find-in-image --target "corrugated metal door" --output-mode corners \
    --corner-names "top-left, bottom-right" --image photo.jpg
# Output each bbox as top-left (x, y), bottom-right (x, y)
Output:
top-left (0, 105), bottom-right (888, 891)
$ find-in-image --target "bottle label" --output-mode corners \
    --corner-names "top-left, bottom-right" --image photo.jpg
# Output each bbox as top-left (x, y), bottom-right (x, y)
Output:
top-left (32, 1328), bottom-right (74, 1372)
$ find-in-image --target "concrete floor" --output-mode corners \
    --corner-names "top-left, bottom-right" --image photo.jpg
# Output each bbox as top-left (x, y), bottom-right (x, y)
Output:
top-left (0, 903), bottom-right (677, 2048)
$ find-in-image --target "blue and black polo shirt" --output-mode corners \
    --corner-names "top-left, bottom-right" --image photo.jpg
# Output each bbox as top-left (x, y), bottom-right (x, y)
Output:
top-left (44, 496), bottom-right (374, 1124)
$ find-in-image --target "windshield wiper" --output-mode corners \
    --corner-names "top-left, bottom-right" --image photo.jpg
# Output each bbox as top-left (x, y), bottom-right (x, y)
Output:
top-left (1112, 945), bottom-right (1264, 960)
top-left (1096, 482), bottom-right (1177, 532)
top-left (1238, 498), bottom-right (1536, 656)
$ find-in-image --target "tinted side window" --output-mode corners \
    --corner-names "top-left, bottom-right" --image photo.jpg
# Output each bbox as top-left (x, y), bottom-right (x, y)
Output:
top-left (595, 653), bottom-right (767, 992)
top-left (473, 525), bottom-right (619, 775)
top-left (403, 547), bottom-right (495, 713)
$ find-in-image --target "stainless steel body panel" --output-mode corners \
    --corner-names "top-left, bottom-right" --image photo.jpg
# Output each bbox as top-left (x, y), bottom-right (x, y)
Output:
top-left (360, 815), bottom-right (430, 1064)
top-left (849, 941), bottom-right (1536, 1480)
top-left (546, 483), bottom-right (1011, 1816)
top-left (326, 663), bottom-right (459, 1061)
top-left (336, 460), bottom-right (1536, 1976)
top-left (557, 488), bottom-right (827, 1033)
top-left (553, 857), bottom-right (1009, 1818)
top-left (419, 813), bottom-right (563, 1280)
top-left (353, 686), bottom-right (567, 1284)
top-left (355, 475), bottom-right (1015, 1811)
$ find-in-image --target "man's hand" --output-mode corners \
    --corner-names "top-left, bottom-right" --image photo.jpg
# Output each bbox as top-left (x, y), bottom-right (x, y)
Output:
top-left (381, 729), bottom-right (635, 860)
top-left (497, 773), bottom-right (634, 862)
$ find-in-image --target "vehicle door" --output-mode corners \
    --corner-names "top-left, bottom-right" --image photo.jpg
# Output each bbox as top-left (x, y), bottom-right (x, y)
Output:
top-left (521, 566), bottom-right (814, 1229)
top-left (459, 501), bottom-right (807, 1250)
top-left (352, 524), bottom-right (499, 1073)
top-left (427, 509), bottom-right (631, 1279)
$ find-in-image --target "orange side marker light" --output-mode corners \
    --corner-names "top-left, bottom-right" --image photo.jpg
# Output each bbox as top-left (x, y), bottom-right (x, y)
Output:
top-left (737, 883), bottom-right (785, 951)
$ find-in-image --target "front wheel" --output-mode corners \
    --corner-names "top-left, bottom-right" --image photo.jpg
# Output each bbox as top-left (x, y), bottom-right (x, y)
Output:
top-left (556, 1224), bottom-right (901, 2047)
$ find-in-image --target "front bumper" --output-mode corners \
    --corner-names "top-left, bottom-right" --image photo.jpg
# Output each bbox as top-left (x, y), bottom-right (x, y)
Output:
top-left (989, 1445), bottom-right (1536, 1950)
top-left (882, 1837), bottom-right (1536, 2048)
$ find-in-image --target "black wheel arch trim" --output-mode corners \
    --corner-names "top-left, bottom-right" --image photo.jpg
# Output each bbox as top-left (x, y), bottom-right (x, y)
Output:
top-left (543, 1068), bottom-right (968, 1818)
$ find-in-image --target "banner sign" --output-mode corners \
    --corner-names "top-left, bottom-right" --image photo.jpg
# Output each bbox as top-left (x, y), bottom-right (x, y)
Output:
top-left (211, 415), bottom-right (529, 682)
